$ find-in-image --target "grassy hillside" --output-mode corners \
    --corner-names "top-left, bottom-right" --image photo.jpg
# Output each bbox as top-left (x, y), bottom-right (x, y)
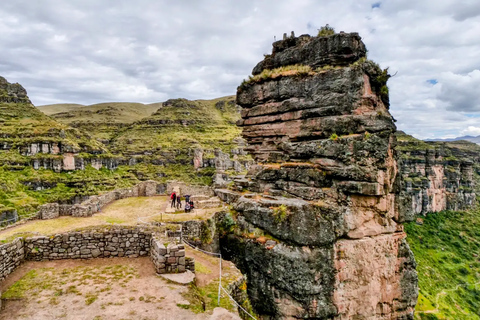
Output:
top-left (107, 96), bottom-right (244, 185)
top-left (38, 102), bottom-right (162, 143)
top-left (0, 80), bottom-right (132, 218)
top-left (36, 103), bottom-right (84, 115)
top-left (40, 102), bottom-right (161, 123)
top-left (111, 96), bottom-right (240, 154)
top-left (0, 101), bottom-right (107, 169)
top-left (406, 209), bottom-right (480, 319)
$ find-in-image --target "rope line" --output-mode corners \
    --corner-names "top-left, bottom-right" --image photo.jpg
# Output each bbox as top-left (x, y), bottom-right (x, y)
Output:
top-left (182, 237), bottom-right (257, 320)
top-left (220, 286), bottom-right (257, 320)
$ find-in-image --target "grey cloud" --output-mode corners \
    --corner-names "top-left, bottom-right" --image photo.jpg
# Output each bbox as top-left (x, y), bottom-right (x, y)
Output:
top-left (0, 0), bottom-right (479, 138)
top-left (437, 70), bottom-right (480, 112)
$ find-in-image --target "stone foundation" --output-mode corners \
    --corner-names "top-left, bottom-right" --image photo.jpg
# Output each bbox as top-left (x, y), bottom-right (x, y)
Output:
top-left (0, 226), bottom-right (194, 284)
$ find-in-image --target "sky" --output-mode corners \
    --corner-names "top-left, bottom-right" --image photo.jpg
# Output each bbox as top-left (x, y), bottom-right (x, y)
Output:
top-left (1, 0), bottom-right (479, 139)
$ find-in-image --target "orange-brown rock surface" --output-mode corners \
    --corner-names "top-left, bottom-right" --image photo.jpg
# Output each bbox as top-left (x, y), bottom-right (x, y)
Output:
top-left (218, 32), bottom-right (418, 319)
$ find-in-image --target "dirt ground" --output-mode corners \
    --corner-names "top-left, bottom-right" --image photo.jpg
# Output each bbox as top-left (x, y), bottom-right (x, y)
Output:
top-left (0, 255), bottom-right (241, 320)
top-left (0, 196), bottom-right (222, 242)
top-left (0, 196), bottom-right (242, 319)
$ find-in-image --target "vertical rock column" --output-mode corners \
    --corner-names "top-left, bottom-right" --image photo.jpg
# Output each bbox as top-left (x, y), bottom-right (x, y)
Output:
top-left (222, 32), bottom-right (418, 319)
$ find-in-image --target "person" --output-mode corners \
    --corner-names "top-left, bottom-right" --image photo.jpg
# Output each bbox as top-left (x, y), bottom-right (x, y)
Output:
top-left (185, 194), bottom-right (191, 203)
top-left (176, 195), bottom-right (182, 209)
top-left (189, 200), bottom-right (194, 210)
top-left (185, 202), bottom-right (191, 213)
top-left (170, 191), bottom-right (176, 208)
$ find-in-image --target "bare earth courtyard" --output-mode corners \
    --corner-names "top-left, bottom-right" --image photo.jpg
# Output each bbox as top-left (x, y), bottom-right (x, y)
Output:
top-left (0, 197), bottom-right (242, 320)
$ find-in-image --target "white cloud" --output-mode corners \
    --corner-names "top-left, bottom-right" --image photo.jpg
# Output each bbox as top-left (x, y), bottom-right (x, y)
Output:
top-left (460, 126), bottom-right (480, 136)
top-left (0, 0), bottom-right (479, 139)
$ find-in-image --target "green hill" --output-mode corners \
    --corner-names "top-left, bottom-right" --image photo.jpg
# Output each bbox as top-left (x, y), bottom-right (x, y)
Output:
top-left (0, 78), bottom-right (138, 217)
top-left (38, 102), bottom-right (162, 143)
top-left (406, 209), bottom-right (480, 319)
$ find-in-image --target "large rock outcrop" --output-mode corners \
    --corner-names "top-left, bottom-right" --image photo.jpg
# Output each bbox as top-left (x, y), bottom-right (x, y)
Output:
top-left (219, 32), bottom-right (418, 319)
top-left (396, 132), bottom-right (478, 221)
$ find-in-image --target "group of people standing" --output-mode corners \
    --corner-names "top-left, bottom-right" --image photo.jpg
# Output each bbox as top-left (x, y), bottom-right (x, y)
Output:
top-left (170, 191), bottom-right (195, 213)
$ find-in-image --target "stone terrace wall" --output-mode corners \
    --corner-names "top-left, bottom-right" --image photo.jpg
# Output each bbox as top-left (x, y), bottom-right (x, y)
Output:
top-left (0, 227), bottom-right (192, 284)
top-left (0, 238), bottom-right (24, 282)
top-left (25, 228), bottom-right (152, 261)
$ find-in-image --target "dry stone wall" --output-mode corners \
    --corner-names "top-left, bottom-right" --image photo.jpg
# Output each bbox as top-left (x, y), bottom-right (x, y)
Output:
top-left (25, 228), bottom-right (151, 261)
top-left (150, 237), bottom-right (188, 274)
top-left (39, 180), bottom-right (159, 220)
top-left (0, 226), bottom-right (193, 284)
top-left (0, 238), bottom-right (24, 282)
top-left (220, 32), bottom-right (418, 319)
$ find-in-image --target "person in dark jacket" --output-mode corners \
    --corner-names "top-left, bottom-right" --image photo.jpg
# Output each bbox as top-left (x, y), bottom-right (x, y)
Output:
top-left (176, 195), bottom-right (182, 209)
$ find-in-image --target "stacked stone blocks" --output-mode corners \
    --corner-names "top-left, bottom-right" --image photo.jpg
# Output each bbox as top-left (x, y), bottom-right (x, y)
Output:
top-left (0, 226), bottom-right (194, 284)
top-left (150, 237), bottom-right (188, 274)
top-left (0, 238), bottom-right (24, 282)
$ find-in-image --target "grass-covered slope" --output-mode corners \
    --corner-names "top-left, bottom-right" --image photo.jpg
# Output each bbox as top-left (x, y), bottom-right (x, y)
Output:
top-left (406, 210), bottom-right (480, 319)
top-left (110, 96), bottom-right (240, 155)
top-left (38, 102), bottom-right (162, 143)
top-left (106, 96), bottom-right (244, 184)
top-left (0, 78), bottom-right (136, 217)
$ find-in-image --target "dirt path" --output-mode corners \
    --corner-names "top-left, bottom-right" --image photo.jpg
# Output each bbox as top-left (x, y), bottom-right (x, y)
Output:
top-left (0, 257), bottom-right (212, 320)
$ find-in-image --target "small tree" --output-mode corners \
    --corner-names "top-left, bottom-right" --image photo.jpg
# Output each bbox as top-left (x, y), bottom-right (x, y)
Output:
top-left (317, 24), bottom-right (335, 37)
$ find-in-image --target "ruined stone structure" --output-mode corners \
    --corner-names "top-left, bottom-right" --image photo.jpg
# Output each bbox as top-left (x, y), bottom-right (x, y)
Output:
top-left (218, 32), bottom-right (418, 319)
top-left (396, 133), bottom-right (477, 221)
top-left (0, 226), bottom-right (194, 282)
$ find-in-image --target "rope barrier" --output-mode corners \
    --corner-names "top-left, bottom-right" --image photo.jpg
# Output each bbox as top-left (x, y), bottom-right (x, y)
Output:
top-left (134, 200), bottom-right (257, 319)
top-left (182, 236), bottom-right (257, 320)
top-left (220, 286), bottom-right (257, 320)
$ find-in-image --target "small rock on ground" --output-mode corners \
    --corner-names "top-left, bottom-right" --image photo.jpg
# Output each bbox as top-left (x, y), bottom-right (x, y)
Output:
top-left (159, 269), bottom-right (195, 284)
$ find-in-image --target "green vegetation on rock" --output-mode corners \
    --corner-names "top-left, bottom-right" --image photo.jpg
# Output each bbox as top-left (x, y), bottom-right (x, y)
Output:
top-left (406, 210), bottom-right (480, 319)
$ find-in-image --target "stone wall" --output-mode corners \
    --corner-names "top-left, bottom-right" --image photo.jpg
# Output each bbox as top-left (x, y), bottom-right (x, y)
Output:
top-left (39, 180), bottom-right (161, 220)
top-left (166, 181), bottom-right (215, 197)
top-left (0, 226), bottom-right (194, 284)
top-left (0, 208), bottom-right (19, 226)
top-left (150, 237), bottom-right (187, 274)
top-left (0, 238), bottom-right (24, 282)
top-left (24, 228), bottom-right (152, 261)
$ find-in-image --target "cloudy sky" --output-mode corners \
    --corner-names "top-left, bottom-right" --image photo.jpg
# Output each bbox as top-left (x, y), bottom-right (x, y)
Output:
top-left (1, 1), bottom-right (479, 139)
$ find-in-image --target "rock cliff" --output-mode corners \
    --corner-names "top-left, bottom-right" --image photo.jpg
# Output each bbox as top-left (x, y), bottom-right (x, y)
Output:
top-left (396, 132), bottom-right (478, 221)
top-left (218, 32), bottom-right (418, 319)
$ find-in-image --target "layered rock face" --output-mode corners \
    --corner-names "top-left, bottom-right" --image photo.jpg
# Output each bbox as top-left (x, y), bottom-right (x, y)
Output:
top-left (396, 132), bottom-right (477, 221)
top-left (220, 32), bottom-right (418, 319)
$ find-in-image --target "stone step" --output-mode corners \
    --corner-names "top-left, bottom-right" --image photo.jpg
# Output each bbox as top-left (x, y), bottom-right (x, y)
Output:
top-left (190, 195), bottom-right (210, 202)
top-left (215, 189), bottom-right (241, 204)
top-left (196, 197), bottom-right (222, 209)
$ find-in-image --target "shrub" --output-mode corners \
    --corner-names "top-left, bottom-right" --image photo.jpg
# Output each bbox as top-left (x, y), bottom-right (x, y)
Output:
top-left (317, 24), bottom-right (335, 37)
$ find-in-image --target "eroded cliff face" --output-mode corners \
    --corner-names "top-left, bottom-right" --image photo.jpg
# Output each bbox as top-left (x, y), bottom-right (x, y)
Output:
top-left (396, 132), bottom-right (477, 221)
top-left (219, 32), bottom-right (418, 319)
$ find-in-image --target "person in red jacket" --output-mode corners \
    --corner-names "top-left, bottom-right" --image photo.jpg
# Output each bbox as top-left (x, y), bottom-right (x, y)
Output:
top-left (170, 191), bottom-right (176, 208)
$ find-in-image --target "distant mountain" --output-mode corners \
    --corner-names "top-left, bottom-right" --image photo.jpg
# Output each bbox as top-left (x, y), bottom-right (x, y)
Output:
top-left (426, 135), bottom-right (480, 144)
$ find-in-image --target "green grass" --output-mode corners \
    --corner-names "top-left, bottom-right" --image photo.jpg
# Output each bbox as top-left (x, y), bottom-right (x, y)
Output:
top-left (0, 165), bottom-right (138, 217)
top-left (405, 209), bottom-right (480, 319)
